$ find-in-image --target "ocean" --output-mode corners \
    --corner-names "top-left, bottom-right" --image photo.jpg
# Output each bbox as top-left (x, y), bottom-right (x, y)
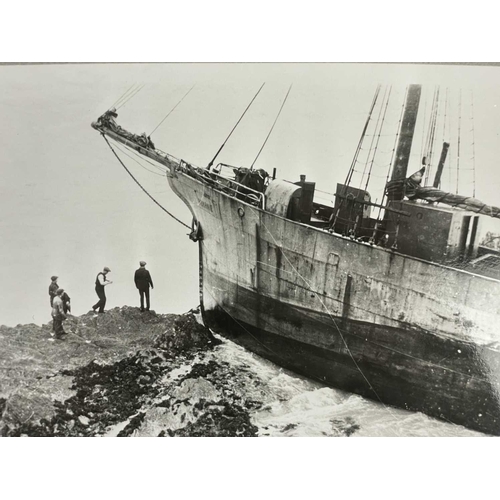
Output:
top-left (202, 336), bottom-right (485, 437)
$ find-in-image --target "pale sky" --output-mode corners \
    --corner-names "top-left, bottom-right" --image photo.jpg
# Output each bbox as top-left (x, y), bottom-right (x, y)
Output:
top-left (2, 63), bottom-right (500, 326)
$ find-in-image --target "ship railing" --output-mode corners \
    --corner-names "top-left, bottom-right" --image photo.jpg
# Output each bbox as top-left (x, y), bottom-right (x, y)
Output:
top-left (176, 160), bottom-right (265, 209)
top-left (153, 147), bottom-right (182, 166)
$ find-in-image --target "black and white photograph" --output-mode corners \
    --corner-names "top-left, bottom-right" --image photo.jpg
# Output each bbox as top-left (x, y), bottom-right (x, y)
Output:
top-left (2, 61), bottom-right (500, 440)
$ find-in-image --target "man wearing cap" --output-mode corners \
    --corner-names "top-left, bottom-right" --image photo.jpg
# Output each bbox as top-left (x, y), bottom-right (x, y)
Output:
top-left (52, 288), bottom-right (67, 339)
top-left (134, 261), bottom-right (154, 312)
top-left (92, 267), bottom-right (113, 314)
top-left (49, 276), bottom-right (59, 307)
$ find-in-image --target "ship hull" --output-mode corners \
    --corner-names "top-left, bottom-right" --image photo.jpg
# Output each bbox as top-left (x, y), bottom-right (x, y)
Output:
top-left (203, 271), bottom-right (499, 434)
top-left (167, 168), bottom-right (500, 435)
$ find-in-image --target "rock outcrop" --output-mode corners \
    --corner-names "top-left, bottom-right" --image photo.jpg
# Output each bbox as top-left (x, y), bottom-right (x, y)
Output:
top-left (0, 307), bottom-right (263, 437)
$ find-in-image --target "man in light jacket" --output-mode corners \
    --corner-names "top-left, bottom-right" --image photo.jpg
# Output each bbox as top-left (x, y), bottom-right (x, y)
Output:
top-left (52, 288), bottom-right (67, 339)
top-left (92, 267), bottom-right (112, 314)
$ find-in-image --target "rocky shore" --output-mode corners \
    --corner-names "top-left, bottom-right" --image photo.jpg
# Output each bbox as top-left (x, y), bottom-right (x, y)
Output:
top-left (0, 307), bottom-right (260, 437)
top-left (2, 306), bottom-right (476, 437)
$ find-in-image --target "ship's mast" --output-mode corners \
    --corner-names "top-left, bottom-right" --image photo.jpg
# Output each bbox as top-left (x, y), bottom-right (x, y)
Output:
top-left (389, 84), bottom-right (422, 196)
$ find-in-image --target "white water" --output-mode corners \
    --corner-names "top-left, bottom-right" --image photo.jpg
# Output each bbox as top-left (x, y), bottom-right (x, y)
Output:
top-left (130, 333), bottom-right (485, 437)
top-left (209, 335), bottom-right (484, 437)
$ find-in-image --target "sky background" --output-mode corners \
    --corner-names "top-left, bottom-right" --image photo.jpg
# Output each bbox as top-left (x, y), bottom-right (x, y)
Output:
top-left (2, 62), bottom-right (500, 327)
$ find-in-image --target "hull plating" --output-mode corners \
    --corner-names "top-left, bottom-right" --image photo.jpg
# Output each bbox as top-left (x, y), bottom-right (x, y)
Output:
top-left (167, 169), bottom-right (500, 435)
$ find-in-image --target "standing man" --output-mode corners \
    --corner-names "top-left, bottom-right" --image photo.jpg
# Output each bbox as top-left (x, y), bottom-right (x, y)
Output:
top-left (49, 276), bottom-right (59, 307)
top-left (52, 288), bottom-right (67, 339)
top-left (92, 266), bottom-right (112, 313)
top-left (62, 290), bottom-right (71, 315)
top-left (134, 261), bottom-right (154, 312)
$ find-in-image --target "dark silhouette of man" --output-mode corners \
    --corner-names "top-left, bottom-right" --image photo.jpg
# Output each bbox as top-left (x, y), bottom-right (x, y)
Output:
top-left (49, 276), bottom-right (59, 307)
top-left (62, 291), bottom-right (71, 314)
top-left (134, 261), bottom-right (154, 312)
top-left (92, 267), bottom-right (112, 313)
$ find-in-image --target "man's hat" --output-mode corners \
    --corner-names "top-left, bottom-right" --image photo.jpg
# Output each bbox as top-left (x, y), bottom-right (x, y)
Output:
top-left (139, 261), bottom-right (146, 266)
top-left (56, 288), bottom-right (64, 295)
top-left (51, 276), bottom-right (58, 281)
top-left (103, 266), bottom-right (111, 272)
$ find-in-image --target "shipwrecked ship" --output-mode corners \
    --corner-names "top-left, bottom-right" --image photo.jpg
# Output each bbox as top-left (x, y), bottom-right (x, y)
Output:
top-left (92, 84), bottom-right (500, 435)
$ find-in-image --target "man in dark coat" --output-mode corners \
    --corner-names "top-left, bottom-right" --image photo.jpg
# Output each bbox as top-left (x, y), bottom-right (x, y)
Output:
top-left (134, 261), bottom-right (154, 312)
top-left (49, 276), bottom-right (59, 307)
top-left (62, 291), bottom-right (71, 314)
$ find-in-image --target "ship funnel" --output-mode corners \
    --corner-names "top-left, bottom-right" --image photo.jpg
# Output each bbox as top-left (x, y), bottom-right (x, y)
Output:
top-left (390, 84), bottom-right (422, 190)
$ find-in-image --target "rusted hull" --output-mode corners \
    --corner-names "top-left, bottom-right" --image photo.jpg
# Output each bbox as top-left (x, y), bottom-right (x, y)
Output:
top-left (166, 169), bottom-right (500, 435)
top-left (203, 272), bottom-right (500, 434)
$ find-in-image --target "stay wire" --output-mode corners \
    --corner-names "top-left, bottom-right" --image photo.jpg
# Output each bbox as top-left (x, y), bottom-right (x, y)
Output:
top-left (110, 139), bottom-right (166, 177)
top-left (456, 89), bottom-right (462, 194)
top-left (102, 135), bottom-right (191, 230)
top-left (470, 90), bottom-right (477, 197)
top-left (117, 84), bottom-right (145, 110)
top-left (358, 85), bottom-right (388, 191)
top-left (150, 85), bottom-right (196, 136)
top-left (363, 86), bottom-right (392, 193)
top-left (119, 141), bottom-right (168, 173)
top-left (113, 83), bottom-right (141, 110)
top-left (109, 83), bottom-right (136, 110)
top-left (207, 82), bottom-right (266, 169)
top-left (250, 84), bottom-right (292, 169)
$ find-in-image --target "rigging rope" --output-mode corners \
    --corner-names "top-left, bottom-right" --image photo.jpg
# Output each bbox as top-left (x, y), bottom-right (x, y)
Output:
top-left (423, 87), bottom-right (440, 184)
top-left (456, 89), bottom-right (462, 194)
top-left (149, 85), bottom-right (196, 136)
top-left (428, 87), bottom-right (440, 183)
top-left (113, 84), bottom-right (140, 110)
top-left (447, 90), bottom-right (453, 189)
top-left (360, 86), bottom-right (391, 193)
top-left (344, 85), bottom-right (381, 189)
top-left (363, 86), bottom-right (392, 193)
top-left (373, 86), bottom-right (408, 230)
top-left (120, 142), bottom-right (168, 173)
top-left (111, 139), bottom-right (166, 177)
top-left (330, 85), bottom-right (380, 230)
top-left (110, 83), bottom-right (136, 110)
top-left (470, 90), bottom-right (477, 197)
top-left (419, 89), bottom-right (428, 163)
top-left (116, 84), bottom-right (145, 110)
top-left (250, 84), bottom-right (292, 169)
top-left (207, 83), bottom-right (265, 169)
top-left (102, 135), bottom-right (191, 230)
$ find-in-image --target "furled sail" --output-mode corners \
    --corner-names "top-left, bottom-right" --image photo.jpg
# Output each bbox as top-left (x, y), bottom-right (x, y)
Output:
top-left (411, 187), bottom-right (500, 219)
top-left (386, 169), bottom-right (500, 219)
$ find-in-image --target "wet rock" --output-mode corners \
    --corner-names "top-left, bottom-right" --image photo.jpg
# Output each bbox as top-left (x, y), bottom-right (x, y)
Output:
top-left (153, 314), bottom-right (221, 354)
top-left (78, 416), bottom-right (89, 426)
top-left (170, 400), bottom-right (258, 437)
top-left (330, 417), bottom-right (360, 437)
top-left (171, 378), bottom-right (219, 404)
top-left (117, 412), bottom-right (146, 437)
